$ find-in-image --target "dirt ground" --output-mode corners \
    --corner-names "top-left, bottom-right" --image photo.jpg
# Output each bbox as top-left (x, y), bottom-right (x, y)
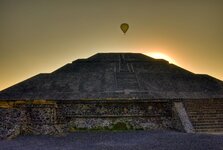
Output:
top-left (0, 130), bottom-right (223, 150)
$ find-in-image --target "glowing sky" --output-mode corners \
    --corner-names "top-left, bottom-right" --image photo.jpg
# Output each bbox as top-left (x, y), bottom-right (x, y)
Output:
top-left (0, 0), bottom-right (223, 90)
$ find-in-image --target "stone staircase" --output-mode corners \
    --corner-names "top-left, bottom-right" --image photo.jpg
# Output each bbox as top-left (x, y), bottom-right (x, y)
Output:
top-left (184, 99), bottom-right (223, 133)
top-left (116, 72), bottom-right (139, 90)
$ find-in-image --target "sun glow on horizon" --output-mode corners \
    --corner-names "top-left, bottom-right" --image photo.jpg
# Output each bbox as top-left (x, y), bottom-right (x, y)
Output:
top-left (145, 52), bottom-right (177, 65)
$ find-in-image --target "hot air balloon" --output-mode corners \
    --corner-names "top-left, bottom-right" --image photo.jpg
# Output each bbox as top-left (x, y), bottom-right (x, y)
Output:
top-left (120, 23), bottom-right (129, 34)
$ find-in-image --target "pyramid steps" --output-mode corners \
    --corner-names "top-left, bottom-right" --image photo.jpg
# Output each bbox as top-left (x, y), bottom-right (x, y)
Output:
top-left (193, 122), bottom-right (223, 126)
top-left (190, 118), bottom-right (223, 122)
top-left (184, 99), bottom-right (223, 133)
top-left (189, 113), bottom-right (223, 116)
top-left (116, 72), bottom-right (139, 90)
top-left (195, 127), bottom-right (223, 133)
top-left (187, 109), bottom-right (223, 112)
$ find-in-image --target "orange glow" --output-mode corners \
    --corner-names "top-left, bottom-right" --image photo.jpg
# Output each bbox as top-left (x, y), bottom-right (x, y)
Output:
top-left (0, 0), bottom-right (223, 91)
top-left (145, 52), bottom-right (177, 65)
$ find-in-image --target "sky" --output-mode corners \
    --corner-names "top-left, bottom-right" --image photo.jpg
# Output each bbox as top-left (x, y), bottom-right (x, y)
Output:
top-left (0, 0), bottom-right (223, 90)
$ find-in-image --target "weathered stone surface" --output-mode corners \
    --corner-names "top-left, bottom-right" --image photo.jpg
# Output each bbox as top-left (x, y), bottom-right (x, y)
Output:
top-left (0, 100), bottom-right (174, 138)
top-left (0, 53), bottom-right (222, 139)
top-left (0, 108), bottom-right (24, 139)
top-left (57, 101), bottom-right (173, 131)
top-left (0, 53), bottom-right (222, 100)
top-left (56, 101), bottom-right (172, 117)
top-left (68, 117), bottom-right (172, 130)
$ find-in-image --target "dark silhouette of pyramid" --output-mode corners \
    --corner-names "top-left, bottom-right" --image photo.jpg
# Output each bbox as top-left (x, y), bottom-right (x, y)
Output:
top-left (0, 53), bottom-right (222, 100)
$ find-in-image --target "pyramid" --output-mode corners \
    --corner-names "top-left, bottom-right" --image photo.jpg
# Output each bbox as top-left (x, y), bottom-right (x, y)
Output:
top-left (0, 53), bottom-right (223, 139)
top-left (0, 53), bottom-right (222, 100)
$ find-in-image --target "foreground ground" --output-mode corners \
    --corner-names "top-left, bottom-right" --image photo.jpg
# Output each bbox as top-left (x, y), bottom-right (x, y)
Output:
top-left (0, 130), bottom-right (223, 150)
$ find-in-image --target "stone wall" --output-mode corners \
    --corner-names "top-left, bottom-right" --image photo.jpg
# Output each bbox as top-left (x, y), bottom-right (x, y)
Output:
top-left (0, 108), bottom-right (24, 139)
top-left (0, 100), bottom-right (174, 139)
top-left (56, 101), bottom-right (173, 131)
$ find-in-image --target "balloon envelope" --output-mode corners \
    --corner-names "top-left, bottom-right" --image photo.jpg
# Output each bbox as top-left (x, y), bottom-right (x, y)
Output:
top-left (120, 23), bottom-right (129, 34)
